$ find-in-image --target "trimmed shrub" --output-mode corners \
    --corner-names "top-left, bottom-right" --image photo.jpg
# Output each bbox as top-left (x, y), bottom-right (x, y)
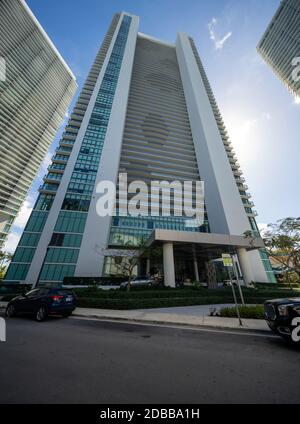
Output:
top-left (73, 286), bottom-right (300, 300)
top-left (219, 305), bottom-right (265, 319)
top-left (63, 276), bottom-right (127, 286)
top-left (76, 296), bottom-right (235, 310)
top-left (74, 285), bottom-right (300, 310)
top-left (254, 282), bottom-right (300, 289)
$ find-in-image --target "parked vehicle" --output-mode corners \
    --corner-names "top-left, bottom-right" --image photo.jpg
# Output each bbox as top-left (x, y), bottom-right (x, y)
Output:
top-left (120, 276), bottom-right (160, 290)
top-left (264, 298), bottom-right (300, 345)
top-left (5, 287), bottom-right (76, 322)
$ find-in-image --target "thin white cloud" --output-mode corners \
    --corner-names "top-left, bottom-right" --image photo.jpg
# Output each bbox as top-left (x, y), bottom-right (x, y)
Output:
top-left (13, 198), bottom-right (35, 228)
top-left (40, 151), bottom-right (52, 173)
top-left (208, 17), bottom-right (232, 50)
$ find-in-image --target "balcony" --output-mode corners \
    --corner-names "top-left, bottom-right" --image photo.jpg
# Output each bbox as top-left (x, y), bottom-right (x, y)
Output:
top-left (55, 148), bottom-right (71, 156)
top-left (39, 183), bottom-right (59, 194)
top-left (240, 192), bottom-right (251, 199)
top-left (43, 175), bottom-right (62, 184)
top-left (246, 209), bottom-right (258, 217)
top-left (48, 166), bottom-right (64, 173)
top-left (233, 169), bottom-right (243, 177)
top-left (60, 140), bottom-right (75, 148)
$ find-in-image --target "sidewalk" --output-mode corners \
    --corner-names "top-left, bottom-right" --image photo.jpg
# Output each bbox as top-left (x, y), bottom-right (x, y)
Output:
top-left (0, 301), bottom-right (270, 332)
top-left (74, 304), bottom-right (270, 332)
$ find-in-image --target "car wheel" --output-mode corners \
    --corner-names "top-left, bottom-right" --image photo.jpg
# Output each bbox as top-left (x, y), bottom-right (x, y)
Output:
top-left (6, 304), bottom-right (16, 318)
top-left (36, 305), bottom-right (48, 322)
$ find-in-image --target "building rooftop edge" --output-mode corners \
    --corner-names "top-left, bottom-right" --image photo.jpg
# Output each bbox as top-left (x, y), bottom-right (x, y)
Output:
top-left (137, 32), bottom-right (175, 48)
top-left (21, 0), bottom-right (77, 82)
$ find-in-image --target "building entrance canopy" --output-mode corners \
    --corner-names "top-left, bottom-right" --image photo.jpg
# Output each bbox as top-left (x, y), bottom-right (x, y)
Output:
top-left (146, 230), bottom-right (265, 287)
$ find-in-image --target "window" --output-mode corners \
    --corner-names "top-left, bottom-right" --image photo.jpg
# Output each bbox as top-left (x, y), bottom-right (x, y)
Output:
top-left (13, 247), bottom-right (35, 263)
top-left (19, 232), bottom-right (41, 247)
top-left (35, 194), bottom-right (54, 211)
top-left (50, 233), bottom-right (65, 247)
top-left (62, 194), bottom-right (91, 212)
top-left (49, 233), bottom-right (82, 248)
top-left (25, 211), bottom-right (48, 232)
top-left (5, 264), bottom-right (30, 281)
top-left (54, 211), bottom-right (87, 233)
top-left (39, 264), bottom-right (76, 282)
top-left (41, 183), bottom-right (59, 192)
top-left (45, 248), bottom-right (79, 264)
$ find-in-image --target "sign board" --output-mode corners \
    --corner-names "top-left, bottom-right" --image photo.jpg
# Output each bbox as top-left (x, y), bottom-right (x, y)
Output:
top-left (222, 254), bottom-right (233, 267)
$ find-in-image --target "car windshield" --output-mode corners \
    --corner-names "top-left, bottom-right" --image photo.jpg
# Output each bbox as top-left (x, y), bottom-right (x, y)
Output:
top-left (25, 288), bottom-right (51, 297)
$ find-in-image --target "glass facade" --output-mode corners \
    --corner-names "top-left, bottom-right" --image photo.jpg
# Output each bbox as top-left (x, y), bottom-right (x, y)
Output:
top-left (109, 216), bottom-right (210, 248)
top-left (5, 15), bottom-right (132, 283)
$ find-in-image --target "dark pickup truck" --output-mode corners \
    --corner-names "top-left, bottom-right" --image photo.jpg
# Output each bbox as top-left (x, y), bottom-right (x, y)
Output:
top-left (264, 298), bottom-right (300, 345)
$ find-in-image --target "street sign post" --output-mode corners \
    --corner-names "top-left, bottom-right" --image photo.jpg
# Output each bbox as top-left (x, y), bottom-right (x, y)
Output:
top-left (233, 261), bottom-right (245, 305)
top-left (222, 254), bottom-right (233, 267)
top-left (222, 254), bottom-right (243, 326)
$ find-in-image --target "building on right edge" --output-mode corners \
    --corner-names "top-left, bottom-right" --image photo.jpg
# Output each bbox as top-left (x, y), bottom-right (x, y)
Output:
top-left (257, 0), bottom-right (300, 102)
top-left (5, 12), bottom-right (276, 287)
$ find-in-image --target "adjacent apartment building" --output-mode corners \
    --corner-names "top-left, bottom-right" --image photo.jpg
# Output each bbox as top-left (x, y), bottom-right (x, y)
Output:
top-left (5, 12), bottom-right (276, 287)
top-left (257, 0), bottom-right (300, 101)
top-left (0, 0), bottom-right (77, 247)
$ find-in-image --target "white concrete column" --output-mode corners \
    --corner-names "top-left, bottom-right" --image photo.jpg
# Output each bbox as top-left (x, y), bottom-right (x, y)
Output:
top-left (163, 243), bottom-right (176, 288)
top-left (237, 248), bottom-right (254, 286)
top-left (146, 258), bottom-right (150, 275)
top-left (194, 259), bottom-right (200, 282)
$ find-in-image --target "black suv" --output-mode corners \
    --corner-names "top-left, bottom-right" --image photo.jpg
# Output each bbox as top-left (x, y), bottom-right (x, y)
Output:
top-left (264, 298), bottom-right (300, 344)
top-left (5, 287), bottom-right (77, 322)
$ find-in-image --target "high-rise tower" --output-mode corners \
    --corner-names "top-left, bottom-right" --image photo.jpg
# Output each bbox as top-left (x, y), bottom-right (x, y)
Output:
top-left (257, 0), bottom-right (300, 102)
top-left (5, 12), bottom-right (276, 286)
top-left (0, 0), bottom-right (77, 247)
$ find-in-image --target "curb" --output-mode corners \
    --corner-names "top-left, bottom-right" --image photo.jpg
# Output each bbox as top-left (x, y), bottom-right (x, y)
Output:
top-left (0, 304), bottom-right (272, 336)
top-left (72, 312), bottom-right (272, 335)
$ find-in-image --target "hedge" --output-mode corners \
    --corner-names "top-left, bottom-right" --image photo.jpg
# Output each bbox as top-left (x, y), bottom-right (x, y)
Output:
top-left (77, 296), bottom-right (236, 310)
top-left (219, 305), bottom-right (265, 320)
top-left (76, 295), bottom-right (296, 310)
top-left (73, 286), bottom-right (300, 300)
top-left (63, 276), bottom-right (127, 286)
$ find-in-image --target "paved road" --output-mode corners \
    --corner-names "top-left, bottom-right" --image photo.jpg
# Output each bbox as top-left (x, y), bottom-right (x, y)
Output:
top-left (0, 315), bottom-right (299, 404)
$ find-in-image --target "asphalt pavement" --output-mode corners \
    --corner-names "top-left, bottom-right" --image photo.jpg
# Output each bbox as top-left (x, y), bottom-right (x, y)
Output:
top-left (0, 314), bottom-right (299, 404)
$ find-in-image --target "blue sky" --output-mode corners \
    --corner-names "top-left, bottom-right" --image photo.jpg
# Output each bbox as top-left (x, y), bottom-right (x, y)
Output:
top-left (4, 0), bottom-right (300, 252)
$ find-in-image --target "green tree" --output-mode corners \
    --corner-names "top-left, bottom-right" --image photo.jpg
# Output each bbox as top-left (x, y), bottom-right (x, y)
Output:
top-left (243, 230), bottom-right (258, 247)
top-left (264, 217), bottom-right (300, 287)
top-left (0, 251), bottom-right (12, 279)
top-left (114, 253), bottom-right (140, 292)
